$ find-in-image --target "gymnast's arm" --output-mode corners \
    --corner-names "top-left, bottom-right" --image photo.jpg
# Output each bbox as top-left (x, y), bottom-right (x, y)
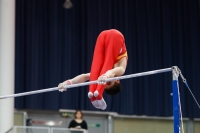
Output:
top-left (70, 73), bottom-right (90, 84)
top-left (58, 73), bottom-right (90, 92)
top-left (104, 57), bottom-right (127, 78)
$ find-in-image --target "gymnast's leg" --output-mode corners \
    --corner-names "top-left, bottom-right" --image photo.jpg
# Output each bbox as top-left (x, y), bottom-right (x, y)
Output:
top-left (94, 29), bottom-right (125, 109)
top-left (88, 30), bottom-right (107, 108)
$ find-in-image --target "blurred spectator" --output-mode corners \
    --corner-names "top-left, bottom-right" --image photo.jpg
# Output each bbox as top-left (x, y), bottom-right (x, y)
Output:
top-left (68, 110), bottom-right (88, 131)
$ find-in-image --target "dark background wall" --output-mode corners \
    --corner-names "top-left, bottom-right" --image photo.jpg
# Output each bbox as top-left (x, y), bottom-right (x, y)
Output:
top-left (15, 0), bottom-right (200, 118)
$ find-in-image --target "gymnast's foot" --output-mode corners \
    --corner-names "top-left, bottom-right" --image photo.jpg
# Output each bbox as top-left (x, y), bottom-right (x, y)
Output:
top-left (96, 98), bottom-right (107, 110)
top-left (91, 100), bottom-right (100, 109)
top-left (94, 90), bottom-right (107, 110)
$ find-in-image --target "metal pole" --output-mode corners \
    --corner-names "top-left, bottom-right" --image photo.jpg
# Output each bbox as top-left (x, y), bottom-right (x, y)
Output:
top-left (108, 115), bottom-right (113, 133)
top-left (187, 119), bottom-right (194, 133)
top-left (172, 66), bottom-right (180, 133)
top-left (0, 67), bottom-right (172, 99)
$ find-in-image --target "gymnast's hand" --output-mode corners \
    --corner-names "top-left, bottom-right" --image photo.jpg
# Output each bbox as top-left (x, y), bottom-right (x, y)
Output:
top-left (58, 80), bottom-right (72, 92)
top-left (97, 75), bottom-right (108, 84)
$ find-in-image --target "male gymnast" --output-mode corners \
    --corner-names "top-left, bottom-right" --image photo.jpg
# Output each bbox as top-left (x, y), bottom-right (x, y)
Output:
top-left (58, 29), bottom-right (128, 110)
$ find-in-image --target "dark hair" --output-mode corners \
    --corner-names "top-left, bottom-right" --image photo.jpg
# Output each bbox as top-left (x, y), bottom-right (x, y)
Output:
top-left (104, 82), bottom-right (122, 95)
top-left (74, 110), bottom-right (83, 119)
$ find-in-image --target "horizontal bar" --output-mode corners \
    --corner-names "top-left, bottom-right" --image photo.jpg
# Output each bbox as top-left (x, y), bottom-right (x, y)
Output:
top-left (51, 127), bottom-right (87, 132)
top-left (59, 109), bottom-right (190, 120)
top-left (106, 67), bottom-right (172, 81)
top-left (0, 67), bottom-right (172, 99)
top-left (14, 126), bottom-right (50, 130)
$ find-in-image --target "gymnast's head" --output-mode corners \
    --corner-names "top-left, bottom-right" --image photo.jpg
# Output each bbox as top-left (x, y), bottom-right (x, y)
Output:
top-left (104, 80), bottom-right (122, 95)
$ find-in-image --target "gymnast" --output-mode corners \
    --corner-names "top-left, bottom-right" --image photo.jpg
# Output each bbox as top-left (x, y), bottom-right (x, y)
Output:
top-left (58, 29), bottom-right (128, 110)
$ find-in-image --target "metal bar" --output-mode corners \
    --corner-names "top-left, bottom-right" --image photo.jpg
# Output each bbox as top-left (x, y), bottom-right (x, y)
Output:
top-left (51, 127), bottom-right (87, 133)
top-left (0, 67), bottom-right (172, 99)
top-left (106, 67), bottom-right (172, 81)
top-left (14, 126), bottom-right (50, 130)
top-left (108, 115), bottom-right (113, 133)
top-left (59, 109), bottom-right (190, 120)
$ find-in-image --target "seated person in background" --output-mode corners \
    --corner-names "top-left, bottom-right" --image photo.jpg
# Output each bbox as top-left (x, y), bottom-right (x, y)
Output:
top-left (68, 110), bottom-right (88, 130)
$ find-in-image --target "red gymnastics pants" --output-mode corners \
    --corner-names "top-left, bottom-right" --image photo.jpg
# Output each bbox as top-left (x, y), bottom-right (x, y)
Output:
top-left (89, 29), bottom-right (126, 101)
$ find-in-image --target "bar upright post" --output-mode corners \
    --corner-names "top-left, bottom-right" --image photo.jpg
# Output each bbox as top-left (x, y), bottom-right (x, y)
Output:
top-left (172, 66), bottom-right (180, 133)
